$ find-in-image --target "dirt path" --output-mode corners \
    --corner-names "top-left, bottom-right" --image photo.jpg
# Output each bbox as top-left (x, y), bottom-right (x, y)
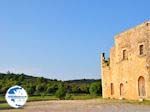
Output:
top-left (1, 99), bottom-right (150, 112)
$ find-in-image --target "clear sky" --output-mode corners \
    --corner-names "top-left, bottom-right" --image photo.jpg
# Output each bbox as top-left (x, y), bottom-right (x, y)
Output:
top-left (0, 0), bottom-right (149, 80)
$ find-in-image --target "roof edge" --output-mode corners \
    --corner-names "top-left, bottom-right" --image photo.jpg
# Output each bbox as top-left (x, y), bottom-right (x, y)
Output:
top-left (115, 20), bottom-right (150, 39)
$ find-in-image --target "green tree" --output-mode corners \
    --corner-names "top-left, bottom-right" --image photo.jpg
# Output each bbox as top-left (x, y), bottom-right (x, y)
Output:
top-left (79, 84), bottom-right (89, 93)
top-left (47, 83), bottom-right (58, 94)
top-left (71, 85), bottom-right (79, 93)
top-left (89, 82), bottom-right (101, 96)
top-left (55, 83), bottom-right (66, 99)
top-left (0, 86), bottom-right (9, 95)
top-left (35, 84), bottom-right (45, 95)
top-left (26, 86), bottom-right (36, 95)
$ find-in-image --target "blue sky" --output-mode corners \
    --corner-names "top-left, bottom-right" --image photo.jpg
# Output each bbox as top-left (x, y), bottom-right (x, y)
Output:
top-left (0, 0), bottom-right (149, 80)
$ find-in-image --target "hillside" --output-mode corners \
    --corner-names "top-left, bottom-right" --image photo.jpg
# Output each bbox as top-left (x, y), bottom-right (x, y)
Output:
top-left (0, 72), bottom-right (101, 96)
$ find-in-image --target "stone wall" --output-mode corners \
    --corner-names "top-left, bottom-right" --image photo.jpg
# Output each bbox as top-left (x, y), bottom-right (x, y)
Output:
top-left (101, 21), bottom-right (150, 100)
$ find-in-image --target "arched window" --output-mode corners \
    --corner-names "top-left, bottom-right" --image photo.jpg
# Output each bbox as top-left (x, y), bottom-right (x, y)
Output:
top-left (138, 76), bottom-right (146, 97)
top-left (120, 83), bottom-right (124, 96)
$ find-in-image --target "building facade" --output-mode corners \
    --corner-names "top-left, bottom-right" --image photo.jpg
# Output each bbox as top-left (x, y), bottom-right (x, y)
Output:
top-left (101, 21), bottom-right (150, 100)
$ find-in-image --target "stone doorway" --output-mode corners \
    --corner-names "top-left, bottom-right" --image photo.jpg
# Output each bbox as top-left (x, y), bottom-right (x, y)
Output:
top-left (120, 83), bottom-right (124, 96)
top-left (138, 76), bottom-right (146, 97)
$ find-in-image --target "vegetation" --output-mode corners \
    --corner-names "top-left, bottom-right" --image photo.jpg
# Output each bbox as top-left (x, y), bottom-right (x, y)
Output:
top-left (89, 82), bottom-right (102, 96)
top-left (0, 72), bottom-right (102, 101)
top-left (55, 83), bottom-right (66, 99)
top-left (0, 103), bottom-right (11, 110)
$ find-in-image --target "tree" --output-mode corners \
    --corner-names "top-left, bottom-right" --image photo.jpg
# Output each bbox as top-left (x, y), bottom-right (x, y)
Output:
top-left (79, 84), bottom-right (89, 93)
top-left (35, 84), bottom-right (45, 95)
top-left (55, 83), bottom-right (66, 99)
top-left (18, 74), bottom-right (25, 82)
top-left (71, 84), bottom-right (79, 93)
top-left (46, 83), bottom-right (58, 94)
top-left (0, 86), bottom-right (9, 95)
top-left (89, 82), bottom-right (101, 96)
top-left (26, 86), bottom-right (36, 95)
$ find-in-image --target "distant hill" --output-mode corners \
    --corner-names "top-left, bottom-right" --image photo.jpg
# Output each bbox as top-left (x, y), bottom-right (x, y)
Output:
top-left (0, 72), bottom-right (100, 83)
top-left (65, 79), bottom-right (100, 84)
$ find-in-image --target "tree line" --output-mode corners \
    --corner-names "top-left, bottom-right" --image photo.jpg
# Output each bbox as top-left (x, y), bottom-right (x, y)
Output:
top-left (0, 72), bottom-right (102, 99)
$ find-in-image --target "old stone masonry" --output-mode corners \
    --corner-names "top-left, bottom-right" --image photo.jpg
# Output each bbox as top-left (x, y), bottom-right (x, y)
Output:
top-left (101, 21), bottom-right (150, 100)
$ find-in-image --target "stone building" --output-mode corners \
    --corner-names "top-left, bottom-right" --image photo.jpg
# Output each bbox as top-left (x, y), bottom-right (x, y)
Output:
top-left (101, 21), bottom-right (150, 100)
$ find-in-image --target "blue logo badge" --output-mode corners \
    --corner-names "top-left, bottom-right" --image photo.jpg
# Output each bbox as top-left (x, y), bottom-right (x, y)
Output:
top-left (5, 85), bottom-right (28, 108)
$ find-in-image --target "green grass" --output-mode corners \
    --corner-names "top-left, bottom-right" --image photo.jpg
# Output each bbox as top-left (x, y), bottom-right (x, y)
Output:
top-left (101, 98), bottom-right (150, 105)
top-left (0, 94), bottom-right (100, 109)
top-left (0, 103), bottom-right (12, 110)
top-left (28, 94), bottom-right (101, 101)
top-left (28, 95), bottom-right (58, 102)
top-left (0, 94), bottom-right (101, 103)
top-left (1, 95), bottom-right (150, 110)
top-left (126, 99), bottom-right (150, 105)
top-left (0, 96), bottom-right (5, 103)
top-left (71, 94), bottom-right (102, 100)
top-left (0, 95), bottom-right (59, 110)
top-left (141, 100), bottom-right (150, 105)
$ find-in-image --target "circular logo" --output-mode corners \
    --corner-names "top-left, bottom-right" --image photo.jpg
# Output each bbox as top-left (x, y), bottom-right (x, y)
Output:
top-left (5, 85), bottom-right (28, 108)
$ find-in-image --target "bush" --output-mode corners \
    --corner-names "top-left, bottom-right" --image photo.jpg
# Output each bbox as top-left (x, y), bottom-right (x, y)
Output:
top-left (26, 87), bottom-right (35, 95)
top-left (55, 83), bottom-right (66, 99)
top-left (46, 84), bottom-right (58, 94)
top-left (89, 82), bottom-right (101, 96)
top-left (71, 85), bottom-right (80, 93)
top-left (65, 93), bottom-right (73, 100)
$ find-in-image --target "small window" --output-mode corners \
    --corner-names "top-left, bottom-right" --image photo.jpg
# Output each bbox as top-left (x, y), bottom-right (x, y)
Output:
top-left (139, 45), bottom-right (144, 55)
top-left (110, 83), bottom-right (114, 95)
top-left (123, 49), bottom-right (127, 60)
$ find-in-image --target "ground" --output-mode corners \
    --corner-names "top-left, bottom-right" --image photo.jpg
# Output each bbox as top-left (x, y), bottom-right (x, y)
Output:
top-left (1, 99), bottom-right (150, 112)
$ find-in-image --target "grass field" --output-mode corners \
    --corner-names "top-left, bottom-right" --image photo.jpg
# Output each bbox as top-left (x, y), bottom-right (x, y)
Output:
top-left (0, 94), bottom-right (101, 109)
top-left (0, 94), bottom-right (101, 102)
top-left (71, 94), bottom-right (101, 100)
top-left (0, 103), bottom-right (11, 110)
top-left (1, 95), bottom-right (150, 110)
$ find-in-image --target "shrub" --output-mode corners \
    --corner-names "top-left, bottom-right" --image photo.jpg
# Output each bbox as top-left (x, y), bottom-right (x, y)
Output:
top-left (55, 83), bottom-right (66, 100)
top-left (89, 82), bottom-right (101, 96)
top-left (65, 93), bottom-right (73, 100)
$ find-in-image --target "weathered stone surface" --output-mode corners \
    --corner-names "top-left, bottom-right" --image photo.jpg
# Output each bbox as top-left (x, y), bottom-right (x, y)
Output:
top-left (101, 21), bottom-right (150, 100)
